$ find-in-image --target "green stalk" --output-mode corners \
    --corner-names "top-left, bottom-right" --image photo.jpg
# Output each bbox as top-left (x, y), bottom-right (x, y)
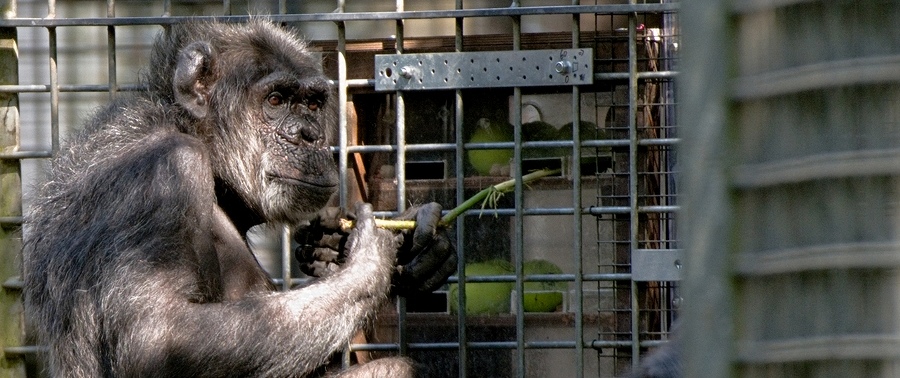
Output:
top-left (340, 168), bottom-right (561, 231)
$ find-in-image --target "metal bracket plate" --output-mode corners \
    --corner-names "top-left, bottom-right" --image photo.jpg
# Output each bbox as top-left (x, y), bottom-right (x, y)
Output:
top-left (631, 249), bottom-right (683, 282)
top-left (374, 48), bottom-right (593, 91)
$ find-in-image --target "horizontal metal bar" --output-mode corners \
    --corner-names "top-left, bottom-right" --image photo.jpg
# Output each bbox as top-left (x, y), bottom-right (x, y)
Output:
top-left (351, 340), bottom-right (582, 352)
top-left (446, 273), bottom-right (631, 284)
top-left (590, 339), bottom-right (670, 349)
top-left (0, 4), bottom-right (678, 27)
top-left (732, 54), bottom-right (900, 100)
top-left (0, 84), bottom-right (144, 93)
top-left (451, 205), bottom-right (679, 219)
top-left (0, 151), bottom-right (52, 160)
top-left (736, 242), bottom-right (900, 276)
top-left (586, 205), bottom-right (679, 215)
top-left (732, 148), bottom-right (900, 189)
top-left (594, 70), bottom-right (679, 81)
top-left (3, 346), bottom-right (46, 357)
top-left (583, 273), bottom-right (632, 281)
top-left (11, 339), bottom-right (667, 356)
top-left (3, 277), bottom-right (23, 290)
top-left (338, 138), bottom-right (679, 154)
top-left (0, 216), bottom-right (25, 226)
top-left (0, 80), bottom-right (371, 94)
top-left (736, 334), bottom-right (900, 364)
top-left (343, 79), bottom-right (375, 88)
top-left (281, 272), bottom-right (632, 291)
top-left (449, 273), bottom-right (577, 284)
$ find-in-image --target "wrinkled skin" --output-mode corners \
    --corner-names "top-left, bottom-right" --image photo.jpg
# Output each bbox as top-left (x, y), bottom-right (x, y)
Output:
top-left (22, 20), bottom-right (450, 378)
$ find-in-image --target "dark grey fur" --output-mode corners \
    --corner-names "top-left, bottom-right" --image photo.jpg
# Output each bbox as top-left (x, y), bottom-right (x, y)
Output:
top-left (622, 322), bottom-right (682, 378)
top-left (23, 20), bottom-right (416, 377)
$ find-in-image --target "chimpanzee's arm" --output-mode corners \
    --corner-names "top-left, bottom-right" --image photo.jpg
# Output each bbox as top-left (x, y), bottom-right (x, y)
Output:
top-left (98, 136), bottom-right (400, 377)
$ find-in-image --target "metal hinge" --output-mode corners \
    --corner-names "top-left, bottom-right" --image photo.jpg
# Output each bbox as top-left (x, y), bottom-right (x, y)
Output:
top-left (374, 48), bottom-right (593, 91)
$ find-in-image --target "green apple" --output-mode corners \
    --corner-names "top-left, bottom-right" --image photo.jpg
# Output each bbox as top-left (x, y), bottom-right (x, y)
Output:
top-left (522, 259), bottom-right (567, 312)
top-left (522, 291), bottom-right (564, 313)
top-left (449, 259), bottom-right (514, 314)
top-left (467, 118), bottom-right (513, 175)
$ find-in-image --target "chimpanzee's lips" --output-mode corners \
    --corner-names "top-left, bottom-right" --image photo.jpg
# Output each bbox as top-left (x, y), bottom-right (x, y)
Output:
top-left (268, 173), bottom-right (338, 191)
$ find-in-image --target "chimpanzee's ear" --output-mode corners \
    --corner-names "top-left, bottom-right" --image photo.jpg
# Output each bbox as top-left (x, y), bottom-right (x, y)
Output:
top-left (173, 41), bottom-right (215, 119)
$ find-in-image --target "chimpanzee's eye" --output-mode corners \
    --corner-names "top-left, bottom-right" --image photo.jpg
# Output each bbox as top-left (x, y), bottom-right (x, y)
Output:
top-left (307, 102), bottom-right (318, 111)
top-left (267, 92), bottom-right (284, 106)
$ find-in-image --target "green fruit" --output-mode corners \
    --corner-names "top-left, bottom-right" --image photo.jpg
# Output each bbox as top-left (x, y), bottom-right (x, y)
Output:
top-left (467, 118), bottom-right (513, 175)
top-left (557, 121), bottom-right (609, 155)
top-left (522, 121), bottom-right (561, 159)
top-left (557, 121), bottom-right (602, 140)
top-left (449, 259), bottom-right (514, 314)
top-left (522, 291), bottom-right (565, 313)
top-left (522, 259), bottom-right (566, 312)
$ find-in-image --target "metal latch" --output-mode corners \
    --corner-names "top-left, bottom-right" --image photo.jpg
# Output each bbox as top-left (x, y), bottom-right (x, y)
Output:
top-left (374, 48), bottom-right (593, 91)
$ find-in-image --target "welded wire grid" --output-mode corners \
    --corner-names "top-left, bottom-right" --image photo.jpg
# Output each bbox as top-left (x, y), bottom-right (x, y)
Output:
top-left (0, 1), bottom-right (679, 377)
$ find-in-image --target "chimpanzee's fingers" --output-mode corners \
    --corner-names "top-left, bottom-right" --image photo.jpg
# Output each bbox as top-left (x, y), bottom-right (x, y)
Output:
top-left (314, 234), bottom-right (344, 251)
top-left (393, 247), bottom-right (458, 296)
top-left (315, 206), bottom-right (350, 232)
top-left (399, 233), bottom-right (453, 282)
top-left (411, 250), bottom-right (458, 294)
top-left (410, 203), bottom-right (442, 254)
top-left (392, 233), bottom-right (457, 296)
top-left (352, 202), bottom-right (375, 230)
top-left (295, 240), bottom-right (341, 261)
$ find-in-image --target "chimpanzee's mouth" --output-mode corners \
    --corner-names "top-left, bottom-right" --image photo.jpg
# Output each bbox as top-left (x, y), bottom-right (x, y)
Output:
top-left (267, 172), bottom-right (339, 193)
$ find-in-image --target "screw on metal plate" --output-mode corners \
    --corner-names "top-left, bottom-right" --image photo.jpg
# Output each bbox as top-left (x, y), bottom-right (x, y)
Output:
top-left (374, 48), bottom-right (593, 91)
top-left (399, 66), bottom-right (417, 79)
top-left (554, 60), bottom-right (573, 74)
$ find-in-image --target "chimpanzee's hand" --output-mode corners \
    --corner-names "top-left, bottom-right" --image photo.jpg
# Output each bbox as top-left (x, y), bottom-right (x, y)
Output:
top-left (294, 203), bottom-right (457, 296)
top-left (391, 203), bottom-right (457, 296)
top-left (294, 206), bottom-right (350, 278)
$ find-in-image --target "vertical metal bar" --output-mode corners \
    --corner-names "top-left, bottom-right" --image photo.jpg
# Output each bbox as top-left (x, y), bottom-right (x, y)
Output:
top-left (279, 226), bottom-right (291, 291)
top-left (394, 0), bottom-right (406, 213)
top-left (570, 3), bottom-right (585, 376)
top-left (107, 0), bottom-right (116, 99)
top-left (162, 0), bottom-right (171, 17)
top-left (47, 0), bottom-right (58, 153)
top-left (333, 1), bottom-right (352, 369)
top-left (627, 3), bottom-right (641, 371)
top-left (394, 0), bottom-right (409, 358)
top-left (277, 0), bottom-right (292, 296)
top-left (509, 2), bottom-right (525, 377)
top-left (222, 0), bottom-right (231, 16)
top-left (660, 3), bottom-right (678, 335)
top-left (337, 22), bottom-right (348, 209)
top-left (453, 3), bottom-right (468, 377)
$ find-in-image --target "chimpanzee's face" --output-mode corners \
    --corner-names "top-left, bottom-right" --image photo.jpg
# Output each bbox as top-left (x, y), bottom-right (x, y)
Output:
top-left (254, 72), bottom-right (338, 218)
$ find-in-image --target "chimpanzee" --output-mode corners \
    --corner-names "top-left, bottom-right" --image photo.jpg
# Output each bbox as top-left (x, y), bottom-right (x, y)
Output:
top-left (22, 20), bottom-right (455, 377)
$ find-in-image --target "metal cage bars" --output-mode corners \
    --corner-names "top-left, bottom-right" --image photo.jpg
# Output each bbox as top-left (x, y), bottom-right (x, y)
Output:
top-left (0, 1), bottom-right (680, 376)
